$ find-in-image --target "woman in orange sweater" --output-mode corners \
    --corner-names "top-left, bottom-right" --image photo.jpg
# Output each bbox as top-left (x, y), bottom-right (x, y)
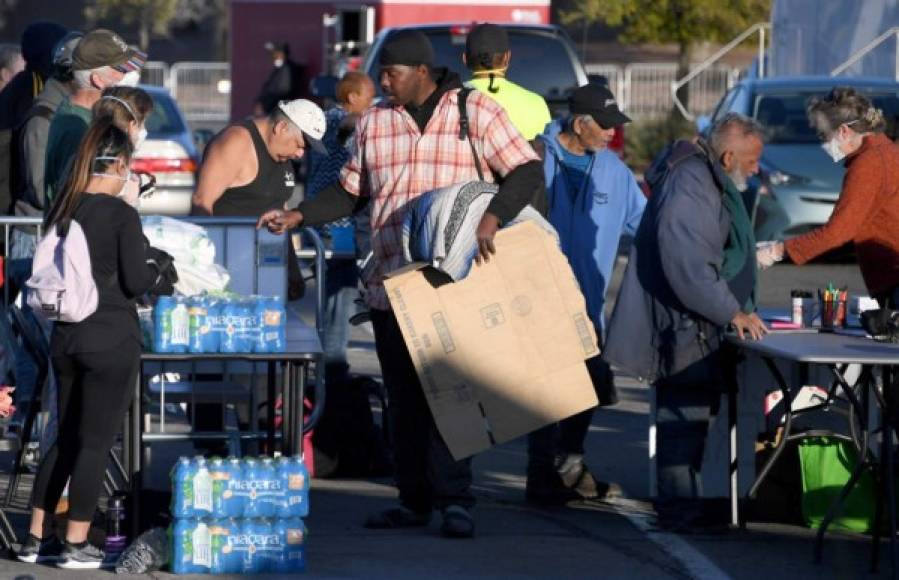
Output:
top-left (759, 87), bottom-right (899, 305)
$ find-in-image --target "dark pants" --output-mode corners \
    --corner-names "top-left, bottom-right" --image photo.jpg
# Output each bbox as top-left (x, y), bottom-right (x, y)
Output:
top-left (370, 308), bottom-right (474, 512)
top-left (322, 259), bottom-right (359, 383)
top-left (527, 355), bottom-right (613, 470)
top-left (31, 341), bottom-right (140, 521)
top-left (653, 349), bottom-right (729, 521)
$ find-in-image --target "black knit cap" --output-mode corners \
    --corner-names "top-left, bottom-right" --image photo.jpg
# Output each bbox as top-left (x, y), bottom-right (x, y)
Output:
top-left (379, 30), bottom-right (434, 67)
top-left (466, 24), bottom-right (509, 57)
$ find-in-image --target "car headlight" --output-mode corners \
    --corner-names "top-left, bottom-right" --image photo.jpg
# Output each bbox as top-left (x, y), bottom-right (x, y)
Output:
top-left (767, 169), bottom-right (809, 187)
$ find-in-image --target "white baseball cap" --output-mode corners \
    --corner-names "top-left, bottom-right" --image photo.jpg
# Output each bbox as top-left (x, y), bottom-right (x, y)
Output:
top-left (277, 99), bottom-right (327, 154)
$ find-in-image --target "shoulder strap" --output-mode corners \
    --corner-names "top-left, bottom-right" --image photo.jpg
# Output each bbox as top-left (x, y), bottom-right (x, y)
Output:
top-left (457, 88), bottom-right (485, 182)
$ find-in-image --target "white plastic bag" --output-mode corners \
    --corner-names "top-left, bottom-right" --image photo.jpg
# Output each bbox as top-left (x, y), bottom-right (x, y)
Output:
top-left (141, 217), bottom-right (230, 295)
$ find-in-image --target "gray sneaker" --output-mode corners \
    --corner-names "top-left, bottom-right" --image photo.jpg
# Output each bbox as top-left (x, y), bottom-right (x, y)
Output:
top-left (16, 534), bottom-right (63, 563)
top-left (57, 542), bottom-right (105, 570)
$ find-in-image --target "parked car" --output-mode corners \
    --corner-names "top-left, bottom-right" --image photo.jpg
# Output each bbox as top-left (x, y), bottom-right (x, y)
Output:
top-left (133, 85), bottom-right (200, 216)
top-left (698, 76), bottom-right (899, 240)
top-left (315, 24), bottom-right (625, 156)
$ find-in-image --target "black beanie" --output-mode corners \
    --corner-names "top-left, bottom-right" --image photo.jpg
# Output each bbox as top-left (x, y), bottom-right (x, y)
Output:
top-left (465, 24), bottom-right (509, 59)
top-left (379, 30), bottom-right (434, 67)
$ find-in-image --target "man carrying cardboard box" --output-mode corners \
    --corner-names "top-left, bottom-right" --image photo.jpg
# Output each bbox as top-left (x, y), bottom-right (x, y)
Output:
top-left (258, 31), bottom-right (543, 538)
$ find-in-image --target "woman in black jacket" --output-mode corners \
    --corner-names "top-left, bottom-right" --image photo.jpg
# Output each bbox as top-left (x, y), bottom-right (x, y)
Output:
top-left (18, 117), bottom-right (165, 569)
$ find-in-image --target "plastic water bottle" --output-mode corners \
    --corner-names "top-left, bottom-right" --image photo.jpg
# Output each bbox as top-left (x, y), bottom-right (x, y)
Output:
top-left (220, 299), bottom-right (239, 353)
top-left (193, 458), bottom-right (213, 517)
top-left (171, 518), bottom-right (193, 575)
top-left (252, 518), bottom-right (279, 573)
top-left (211, 457), bottom-right (244, 519)
top-left (235, 299), bottom-right (255, 353)
top-left (278, 455), bottom-right (309, 518)
top-left (253, 297), bottom-right (269, 353)
top-left (255, 457), bottom-right (281, 518)
top-left (171, 457), bottom-right (195, 518)
top-left (209, 458), bottom-right (229, 518)
top-left (104, 492), bottom-right (127, 560)
top-left (225, 457), bottom-right (246, 518)
top-left (188, 296), bottom-right (209, 354)
top-left (210, 518), bottom-right (241, 575)
top-left (238, 518), bottom-right (262, 574)
top-left (277, 517), bottom-right (306, 573)
top-left (153, 296), bottom-right (176, 353)
top-left (171, 518), bottom-right (210, 574)
top-left (191, 519), bottom-right (212, 573)
top-left (170, 298), bottom-right (190, 352)
top-left (242, 458), bottom-right (262, 517)
top-left (204, 299), bottom-right (222, 353)
top-left (264, 297), bottom-right (287, 353)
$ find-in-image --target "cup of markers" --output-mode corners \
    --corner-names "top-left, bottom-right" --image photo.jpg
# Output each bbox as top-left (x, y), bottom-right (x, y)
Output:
top-left (818, 283), bottom-right (848, 331)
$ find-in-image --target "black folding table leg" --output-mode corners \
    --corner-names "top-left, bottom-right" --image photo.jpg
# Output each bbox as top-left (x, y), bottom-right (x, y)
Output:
top-left (266, 361), bottom-right (276, 454)
top-left (749, 358), bottom-right (795, 499)
top-left (882, 366), bottom-right (899, 580)
top-left (815, 366), bottom-right (873, 564)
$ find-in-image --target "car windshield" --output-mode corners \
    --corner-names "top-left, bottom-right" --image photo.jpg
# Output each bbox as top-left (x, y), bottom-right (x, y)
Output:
top-left (753, 90), bottom-right (899, 144)
top-left (146, 92), bottom-right (187, 135)
top-left (371, 29), bottom-right (580, 102)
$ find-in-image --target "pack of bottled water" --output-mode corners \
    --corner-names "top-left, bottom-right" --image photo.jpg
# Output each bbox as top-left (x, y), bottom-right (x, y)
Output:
top-left (169, 456), bottom-right (309, 574)
top-left (152, 294), bottom-right (286, 354)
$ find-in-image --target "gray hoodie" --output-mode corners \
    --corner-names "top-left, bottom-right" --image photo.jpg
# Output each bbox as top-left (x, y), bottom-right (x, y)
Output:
top-left (17, 76), bottom-right (71, 215)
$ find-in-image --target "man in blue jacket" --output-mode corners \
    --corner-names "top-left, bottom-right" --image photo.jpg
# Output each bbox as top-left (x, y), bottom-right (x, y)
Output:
top-left (604, 113), bottom-right (767, 532)
top-left (527, 84), bottom-right (646, 503)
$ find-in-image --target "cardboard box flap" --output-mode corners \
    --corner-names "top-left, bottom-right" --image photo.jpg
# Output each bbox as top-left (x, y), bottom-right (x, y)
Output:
top-left (385, 221), bottom-right (599, 460)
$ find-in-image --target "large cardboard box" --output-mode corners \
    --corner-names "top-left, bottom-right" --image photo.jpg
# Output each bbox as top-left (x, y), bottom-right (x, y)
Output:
top-left (384, 222), bottom-right (600, 460)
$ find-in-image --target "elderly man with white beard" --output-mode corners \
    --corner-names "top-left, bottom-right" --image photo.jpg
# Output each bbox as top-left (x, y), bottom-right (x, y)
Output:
top-left (604, 113), bottom-right (769, 534)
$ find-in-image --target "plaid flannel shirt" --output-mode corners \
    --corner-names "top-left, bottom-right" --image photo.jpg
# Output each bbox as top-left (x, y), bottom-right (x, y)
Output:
top-left (340, 88), bottom-right (539, 310)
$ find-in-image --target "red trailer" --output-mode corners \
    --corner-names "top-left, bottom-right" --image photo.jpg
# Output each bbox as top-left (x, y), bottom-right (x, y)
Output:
top-left (230, 0), bottom-right (550, 120)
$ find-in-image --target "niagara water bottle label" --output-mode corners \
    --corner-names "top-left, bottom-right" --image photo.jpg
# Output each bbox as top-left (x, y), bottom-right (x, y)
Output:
top-left (192, 522), bottom-right (212, 569)
top-left (193, 464), bottom-right (213, 514)
top-left (171, 303), bottom-right (190, 346)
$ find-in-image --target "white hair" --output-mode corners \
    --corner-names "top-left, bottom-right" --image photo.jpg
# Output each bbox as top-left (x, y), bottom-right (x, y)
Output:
top-left (73, 66), bottom-right (114, 90)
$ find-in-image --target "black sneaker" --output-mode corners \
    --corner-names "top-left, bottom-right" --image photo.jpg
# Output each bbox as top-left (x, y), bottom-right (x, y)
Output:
top-left (57, 542), bottom-right (105, 570)
top-left (16, 534), bottom-right (63, 563)
top-left (364, 506), bottom-right (432, 529)
top-left (440, 505), bottom-right (474, 539)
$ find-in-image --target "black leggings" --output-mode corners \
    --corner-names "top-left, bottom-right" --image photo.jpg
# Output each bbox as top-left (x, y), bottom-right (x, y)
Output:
top-left (31, 341), bottom-right (139, 522)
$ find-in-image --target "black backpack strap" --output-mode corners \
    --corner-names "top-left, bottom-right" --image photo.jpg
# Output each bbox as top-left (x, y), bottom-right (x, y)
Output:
top-left (457, 87), bottom-right (485, 182)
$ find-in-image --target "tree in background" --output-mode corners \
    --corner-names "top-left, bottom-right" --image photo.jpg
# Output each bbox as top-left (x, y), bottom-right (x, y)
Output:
top-left (85, 0), bottom-right (228, 56)
top-left (85, 0), bottom-right (178, 51)
top-left (562, 0), bottom-right (770, 117)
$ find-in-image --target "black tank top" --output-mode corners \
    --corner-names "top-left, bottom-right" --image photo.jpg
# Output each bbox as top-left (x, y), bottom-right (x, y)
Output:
top-left (212, 120), bottom-right (296, 216)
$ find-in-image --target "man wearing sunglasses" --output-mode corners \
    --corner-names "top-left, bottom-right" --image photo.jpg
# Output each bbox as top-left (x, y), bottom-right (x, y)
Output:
top-left (44, 29), bottom-right (145, 206)
top-left (526, 84), bottom-right (646, 504)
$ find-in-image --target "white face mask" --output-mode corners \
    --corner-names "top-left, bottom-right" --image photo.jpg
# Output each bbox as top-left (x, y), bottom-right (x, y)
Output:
top-left (117, 70), bottom-right (140, 88)
top-left (93, 156), bottom-right (138, 206)
top-left (273, 58), bottom-right (284, 68)
top-left (822, 134), bottom-right (847, 163)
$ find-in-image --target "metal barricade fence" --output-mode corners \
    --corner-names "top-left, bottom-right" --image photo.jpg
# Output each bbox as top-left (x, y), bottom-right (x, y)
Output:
top-left (142, 59), bottom-right (739, 125)
top-left (584, 63), bottom-right (624, 104)
top-left (140, 61), bottom-right (170, 88)
top-left (169, 62), bottom-right (232, 124)
top-left (587, 62), bottom-right (741, 120)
